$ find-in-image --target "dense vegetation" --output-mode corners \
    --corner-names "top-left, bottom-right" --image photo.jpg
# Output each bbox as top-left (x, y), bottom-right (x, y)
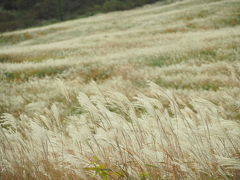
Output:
top-left (0, 0), bottom-right (240, 179)
top-left (0, 0), bottom-right (165, 32)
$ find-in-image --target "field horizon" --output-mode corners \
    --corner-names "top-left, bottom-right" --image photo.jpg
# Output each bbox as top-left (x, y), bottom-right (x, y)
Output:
top-left (0, 0), bottom-right (240, 179)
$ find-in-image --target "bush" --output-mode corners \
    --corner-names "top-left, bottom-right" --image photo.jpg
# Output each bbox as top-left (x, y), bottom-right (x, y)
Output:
top-left (102, 0), bottom-right (125, 11)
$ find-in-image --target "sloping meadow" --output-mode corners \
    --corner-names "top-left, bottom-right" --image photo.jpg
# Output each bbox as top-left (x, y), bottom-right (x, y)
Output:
top-left (0, 0), bottom-right (240, 179)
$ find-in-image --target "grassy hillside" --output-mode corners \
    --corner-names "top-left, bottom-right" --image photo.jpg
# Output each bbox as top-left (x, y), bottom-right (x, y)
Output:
top-left (0, 0), bottom-right (240, 179)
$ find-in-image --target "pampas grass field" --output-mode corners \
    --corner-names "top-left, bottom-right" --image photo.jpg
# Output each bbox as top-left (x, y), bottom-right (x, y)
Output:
top-left (0, 0), bottom-right (240, 179)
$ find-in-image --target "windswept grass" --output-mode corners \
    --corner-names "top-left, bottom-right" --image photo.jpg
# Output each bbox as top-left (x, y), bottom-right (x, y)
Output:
top-left (0, 0), bottom-right (240, 179)
top-left (1, 82), bottom-right (240, 179)
top-left (1, 66), bottom-right (69, 82)
top-left (0, 27), bottom-right (68, 45)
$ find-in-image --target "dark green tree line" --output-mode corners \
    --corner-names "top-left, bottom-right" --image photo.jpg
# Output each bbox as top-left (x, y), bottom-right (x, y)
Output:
top-left (0, 0), bottom-right (164, 32)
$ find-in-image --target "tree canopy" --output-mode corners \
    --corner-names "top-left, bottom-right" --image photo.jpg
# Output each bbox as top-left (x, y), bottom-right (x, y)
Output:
top-left (0, 0), bottom-right (164, 32)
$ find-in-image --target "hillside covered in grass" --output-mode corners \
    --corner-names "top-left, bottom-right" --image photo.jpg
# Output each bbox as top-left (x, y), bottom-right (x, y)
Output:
top-left (0, 0), bottom-right (240, 179)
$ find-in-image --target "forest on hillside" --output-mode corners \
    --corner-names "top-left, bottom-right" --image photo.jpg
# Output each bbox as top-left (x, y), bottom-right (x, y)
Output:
top-left (0, 0), bottom-right (166, 32)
